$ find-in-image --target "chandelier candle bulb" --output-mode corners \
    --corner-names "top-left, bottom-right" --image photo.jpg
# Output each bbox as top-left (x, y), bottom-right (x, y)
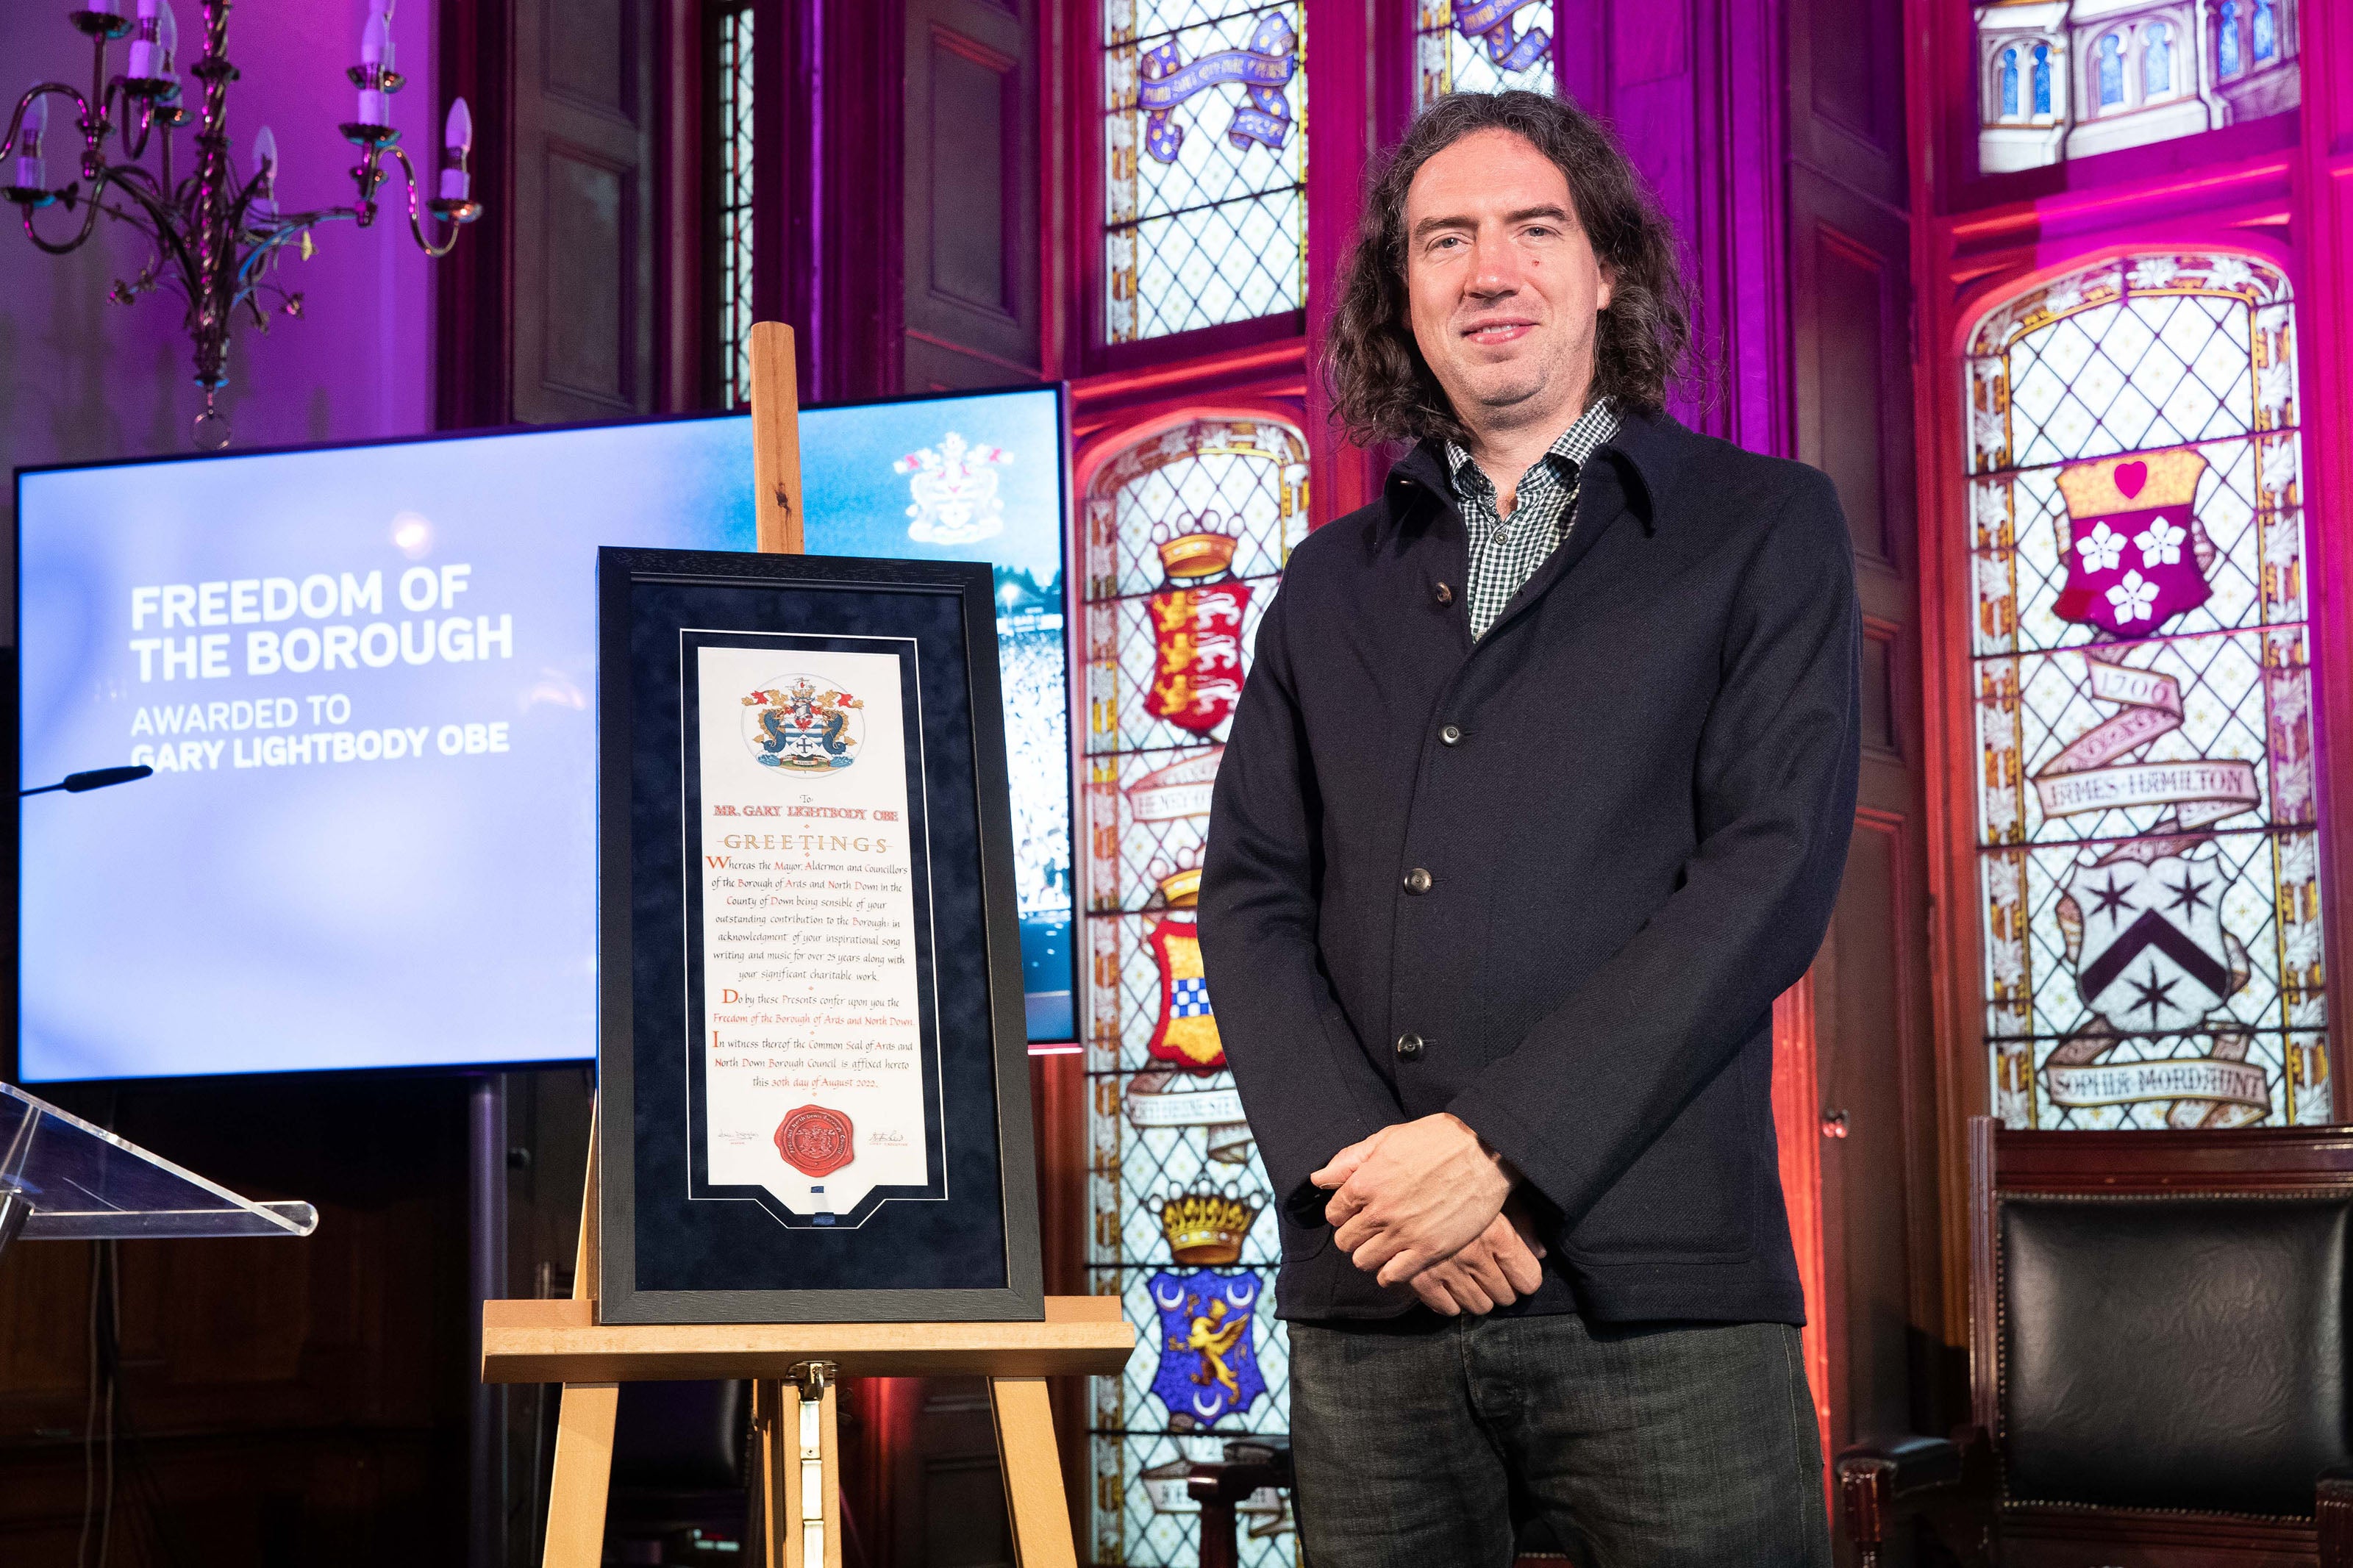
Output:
top-left (154, 0), bottom-right (177, 83)
top-left (15, 95), bottom-right (44, 192)
top-left (126, 0), bottom-right (159, 78)
top-left (438, 97), bottom-right (471, 201)
top-left (357, 12), bottom-right (391, 124)
top-left (249, 125), bottom-right (276, 221)
top-left (9, 0), bottom-right (481, 447)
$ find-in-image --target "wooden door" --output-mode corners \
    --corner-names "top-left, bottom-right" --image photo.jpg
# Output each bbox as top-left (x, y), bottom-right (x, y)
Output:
top-left (1785, 0), bottom-right (1951, 1519)
top-left (900, 0), bottom-right (1043, 390)
top-left (509, 0), bottom-right (662, 422)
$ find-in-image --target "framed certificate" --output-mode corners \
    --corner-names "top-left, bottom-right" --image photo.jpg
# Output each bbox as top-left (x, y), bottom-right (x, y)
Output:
top-left (596, 547), bottom-right (1042, 1323)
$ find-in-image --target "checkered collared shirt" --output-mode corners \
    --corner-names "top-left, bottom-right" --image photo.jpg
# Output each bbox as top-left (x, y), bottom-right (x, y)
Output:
top-left (1445, 398), bottom-right (1621, 640)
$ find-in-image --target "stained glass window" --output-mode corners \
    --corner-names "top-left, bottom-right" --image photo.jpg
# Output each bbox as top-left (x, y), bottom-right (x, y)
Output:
top-left (1104, 1), bottom-right (1307, 344)
top-left (1974, 1), bottom-right (2297, 173)
top-left (715, 0), bottom-right (754, 408)
top-left (1964, 254), bottom-right (2328, 1131)
top-left (1413, 1), bottom-right (1556, 110)
top-left (1082, 417), bottom-right (1311, 1567)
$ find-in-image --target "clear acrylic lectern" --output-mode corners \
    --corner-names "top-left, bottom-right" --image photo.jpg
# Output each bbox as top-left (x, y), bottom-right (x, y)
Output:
top-left (0, 1081), bottom-right (318, 1259)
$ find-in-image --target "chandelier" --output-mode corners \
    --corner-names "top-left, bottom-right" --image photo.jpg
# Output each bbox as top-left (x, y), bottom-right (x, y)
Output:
top-left (2, 0), bottom-right (482, 449)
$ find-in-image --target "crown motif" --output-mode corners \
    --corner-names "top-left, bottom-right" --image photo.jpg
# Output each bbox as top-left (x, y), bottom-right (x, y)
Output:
top-left (1147, 845), bottom-right (1204, 910)
top-left (2054, 448), bottom-right (2208, 519)
top-left (743, 676), bottom-right (822, 709)
top-left (1154, 1181), bottom-right (1263, 1266)
top-left (894, 432), bottom-right (1010, 545)
top-left (1154, 511), bottom-right (1241, 581)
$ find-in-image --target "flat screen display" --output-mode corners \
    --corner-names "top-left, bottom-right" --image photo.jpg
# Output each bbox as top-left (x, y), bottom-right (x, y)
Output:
top-left (16, 387), bottom-right (1072, 1081)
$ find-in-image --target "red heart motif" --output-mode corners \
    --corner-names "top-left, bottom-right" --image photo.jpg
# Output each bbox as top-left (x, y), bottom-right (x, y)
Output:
top-left (2114, 459), bottom-right (2149, 499)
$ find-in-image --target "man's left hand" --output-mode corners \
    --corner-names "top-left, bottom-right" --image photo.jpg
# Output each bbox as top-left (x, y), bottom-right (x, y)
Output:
top-left (1313, 1111), bottom-right (1513, 1286)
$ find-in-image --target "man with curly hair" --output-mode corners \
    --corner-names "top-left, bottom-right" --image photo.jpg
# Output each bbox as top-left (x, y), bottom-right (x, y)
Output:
top-left (1197, 90), bottom-right (1859, 1566)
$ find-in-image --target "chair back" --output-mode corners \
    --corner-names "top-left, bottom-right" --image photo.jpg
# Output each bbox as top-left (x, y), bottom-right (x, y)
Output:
top-left (1971, 1117), bottom-right (2353, 1520)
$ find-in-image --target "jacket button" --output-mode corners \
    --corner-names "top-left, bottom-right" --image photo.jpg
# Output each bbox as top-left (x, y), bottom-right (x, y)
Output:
top-left (1433, 582), bottom-right (1455, 607)
top-left (1402, 867), bottom-right (1432, 895)
top-left (1439, 724), bottom-right (1463, 746)
top-left (1396, 1033), bottom-right (1425, 1060)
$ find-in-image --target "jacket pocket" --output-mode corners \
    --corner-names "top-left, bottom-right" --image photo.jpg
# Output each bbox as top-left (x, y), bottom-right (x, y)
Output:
top-left (1558, 1049), bottom-right (1761, 1265)
top-left (1275, 1192), bottom-right (1334, 1263)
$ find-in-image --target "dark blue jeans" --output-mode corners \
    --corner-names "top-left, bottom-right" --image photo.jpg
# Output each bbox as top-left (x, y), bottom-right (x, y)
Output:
top-left (1287, 1312), bottom-right (1829, 1568)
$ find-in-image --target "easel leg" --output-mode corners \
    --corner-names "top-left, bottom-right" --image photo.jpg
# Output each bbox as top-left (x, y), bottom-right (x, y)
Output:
top-left (540, 1103), bottom-right (618, 1568)
top-left (540, 1381), bottom-right (620, 1568)
top-left (991, 1377), bottom-right (1079, 1568)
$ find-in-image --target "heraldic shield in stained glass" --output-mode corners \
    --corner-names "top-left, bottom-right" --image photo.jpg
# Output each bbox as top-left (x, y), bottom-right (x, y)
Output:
top-left (1083, 418), bottom-right (1309, 1565)
top-left (1963, 254), bottom-right (2328, 1131)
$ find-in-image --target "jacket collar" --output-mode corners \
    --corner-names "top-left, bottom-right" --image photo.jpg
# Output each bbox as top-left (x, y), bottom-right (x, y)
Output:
top-left (1381, 402), bottom-right (1677, 537)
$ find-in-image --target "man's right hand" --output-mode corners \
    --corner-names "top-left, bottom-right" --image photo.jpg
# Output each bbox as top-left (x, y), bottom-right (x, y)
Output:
top-left (1406, 1204), bottom-right (1547, 1317)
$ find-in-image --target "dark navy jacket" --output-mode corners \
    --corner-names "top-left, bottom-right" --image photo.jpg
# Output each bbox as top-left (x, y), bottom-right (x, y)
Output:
top-left (1197, 407), bottom-right (1860, 1325)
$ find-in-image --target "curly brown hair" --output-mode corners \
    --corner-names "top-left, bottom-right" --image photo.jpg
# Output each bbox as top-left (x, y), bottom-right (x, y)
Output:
top-left (1324, 90), bottom-right (1693, 445)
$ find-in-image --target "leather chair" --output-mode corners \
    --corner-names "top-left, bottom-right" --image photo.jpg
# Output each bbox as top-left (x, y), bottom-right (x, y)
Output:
top-left (1838, 1117), bottom-right (2353, 1568)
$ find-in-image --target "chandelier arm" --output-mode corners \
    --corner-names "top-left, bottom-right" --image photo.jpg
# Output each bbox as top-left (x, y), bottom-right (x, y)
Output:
top-left (19, 185), bottom-right (107, 256)
top-left (1, 84), bottom-right (90, 162)
top-left (100, 169), bottom-right (205, 309)
top-left (226, 212), bottom-right (354, 304)
top-left (380, 145), bottom-right (474, 259)
top-left (113, 85), bottom-right (165, 167)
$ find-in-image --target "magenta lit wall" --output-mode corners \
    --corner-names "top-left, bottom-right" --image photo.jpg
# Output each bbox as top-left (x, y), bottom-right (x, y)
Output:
top-left (0, 0), bottom-right (440, 637)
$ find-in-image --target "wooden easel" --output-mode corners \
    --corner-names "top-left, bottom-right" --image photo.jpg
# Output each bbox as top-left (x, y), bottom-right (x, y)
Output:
top-left (481, 324), bottom-right (1135, 1568)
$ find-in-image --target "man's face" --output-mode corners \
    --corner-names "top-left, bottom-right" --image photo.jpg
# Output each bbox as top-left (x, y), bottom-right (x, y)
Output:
top-left (1402, 128), bottom-right (1614, 435)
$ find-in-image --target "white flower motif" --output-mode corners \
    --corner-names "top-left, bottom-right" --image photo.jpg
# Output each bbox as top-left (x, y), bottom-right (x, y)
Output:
top-left (2207, 256), bottom-right (2254, 294)
top-left (2107, 570), bottom-right (2159, 623)
top-left (2135, 515), bottom-right (2186, 567)
top-left (2076, 520), bottom-right (2125, 573)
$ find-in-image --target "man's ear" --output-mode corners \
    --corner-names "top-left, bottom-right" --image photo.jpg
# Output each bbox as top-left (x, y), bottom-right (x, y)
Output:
top-left (1596, 264), bottom-right (1616, 315)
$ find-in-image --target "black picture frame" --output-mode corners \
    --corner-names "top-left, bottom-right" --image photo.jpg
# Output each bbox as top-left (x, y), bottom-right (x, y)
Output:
top-left (596, 546), bottom-right (1042, 1323)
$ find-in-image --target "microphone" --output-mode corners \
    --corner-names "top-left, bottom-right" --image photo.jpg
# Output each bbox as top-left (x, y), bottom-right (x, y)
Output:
top-left (21, 765), bottom-right (156, 797)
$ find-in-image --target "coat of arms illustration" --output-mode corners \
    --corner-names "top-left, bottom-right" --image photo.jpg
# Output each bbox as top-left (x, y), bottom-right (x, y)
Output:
top-left (1147, 1183), bottom-right (1266, 1431)
top-left (893, 432), bottom-right (1010, 546)
top-left (1143, 854), bottom-right (1224, 1073)
top-left (2052, 448), bottom-right (2211, 637)
top-left (2029, 445), bottom-right (2271, 1126)
top-left (1146, 514), bottom-right (1250, 736)
top-left (740, 677), bottom-right (865, 772)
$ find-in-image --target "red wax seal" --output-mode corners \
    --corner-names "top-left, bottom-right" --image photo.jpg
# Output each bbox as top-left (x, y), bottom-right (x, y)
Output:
top-left (775, 1105), bottom-right (855, 1178)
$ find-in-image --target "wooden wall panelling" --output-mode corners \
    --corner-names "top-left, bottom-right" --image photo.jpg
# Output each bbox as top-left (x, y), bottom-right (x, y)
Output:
top-left (1785, 0), bottom-right (1954, 1468)
top-left (1302, 0), bottom-right (1381, 527)
top-left (1552, 0), bottom-right (1790, 451)
top-left (510, 0), bottom-right (661, 421)
top-left (1788, 0), bottom-right (1905, 207)
top-left (903, 0), bottom-right (1042, 391)
top-left (0, 1076), bottom-right (474, 1567)
top-left (790, 0), bottom-right (901, 402)
top-left (440, 0), bottom-right (693, 426)
top-left (662, 0), bottom-right (707, 407)
top-left (435, 0), bottom-right (510, 430)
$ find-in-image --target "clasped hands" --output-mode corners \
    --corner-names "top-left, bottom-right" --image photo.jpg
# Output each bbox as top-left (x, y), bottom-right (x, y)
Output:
top-left (1310, 1111), bottom-right (1546, 1317)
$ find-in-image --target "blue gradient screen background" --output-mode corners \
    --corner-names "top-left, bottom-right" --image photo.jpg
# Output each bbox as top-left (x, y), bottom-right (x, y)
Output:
top-left (17, 389), bottom-right (1071, 1081)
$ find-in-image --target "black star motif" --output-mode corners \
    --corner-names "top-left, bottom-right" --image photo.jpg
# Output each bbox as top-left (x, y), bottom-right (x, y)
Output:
top-left (2165, 872), bottom-right (2212, 915)
top-left (2087, 873), bottom-right (2135, 920)
top-left (2127, 964), bottom-right (2179, 1030)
